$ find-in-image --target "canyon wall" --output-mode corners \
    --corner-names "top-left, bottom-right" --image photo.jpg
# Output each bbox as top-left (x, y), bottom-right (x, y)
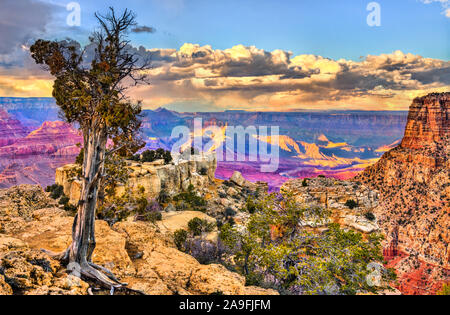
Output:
top-left (357, 92), bottom-right (449, 294)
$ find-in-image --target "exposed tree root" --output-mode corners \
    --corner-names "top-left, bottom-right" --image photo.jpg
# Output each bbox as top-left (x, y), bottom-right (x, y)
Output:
top-left (41, 248), bottom-right (127, 291)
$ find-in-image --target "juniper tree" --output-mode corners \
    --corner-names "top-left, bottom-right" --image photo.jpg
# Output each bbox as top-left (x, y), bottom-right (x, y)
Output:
top-left (30, 8), bottom-right (149, 289)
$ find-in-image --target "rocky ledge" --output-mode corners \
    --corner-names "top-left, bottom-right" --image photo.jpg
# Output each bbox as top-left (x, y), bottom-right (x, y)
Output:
top-left (0, 185), bottom-right (277, 295)
top-left (281, 177), bottom-right (380, 233)
top-left (56, 152), bottom-right (218, 205)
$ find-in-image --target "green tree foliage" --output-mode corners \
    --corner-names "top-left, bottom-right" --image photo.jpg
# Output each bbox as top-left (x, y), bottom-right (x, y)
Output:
top-left (131, 149), bottom-right (173, 164)
top-left (187, 217), bottom-right (215, 236)
top-left (219, 192), bottom-right (395, 295)
top-left (437, 283), bottom-right (450, 295)
top-left (173, 184), bottom-right (207, 211)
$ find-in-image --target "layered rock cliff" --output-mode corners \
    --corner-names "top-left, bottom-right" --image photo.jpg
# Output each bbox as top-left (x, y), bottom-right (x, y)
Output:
top-left (56, 152), bottom-right (217, 205)
top-left (356, 92), bottom-right (449, 294)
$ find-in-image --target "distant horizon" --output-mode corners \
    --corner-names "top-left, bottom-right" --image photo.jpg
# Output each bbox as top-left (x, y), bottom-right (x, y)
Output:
top-left (0, 96), bottom-right (411, 113)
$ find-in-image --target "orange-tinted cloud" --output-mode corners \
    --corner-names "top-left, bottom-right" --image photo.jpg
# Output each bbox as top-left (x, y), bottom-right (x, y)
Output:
top-left (1, 43), bottom-right (449, 111)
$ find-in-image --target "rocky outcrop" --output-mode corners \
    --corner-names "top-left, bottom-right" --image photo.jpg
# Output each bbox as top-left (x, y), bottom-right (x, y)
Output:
top-left (0, 185), bottom-right (277, 295)
top-left (56, 152), bottom-right (217, 205)
top-left (401, 93), bottom-right (449, 150)
top-left (282, 177), bottom-right (380, 233)
top-left (356, 92), bottom-right (450, 295)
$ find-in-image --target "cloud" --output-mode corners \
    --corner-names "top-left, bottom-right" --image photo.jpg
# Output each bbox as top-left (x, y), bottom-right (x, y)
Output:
top-left (0, 0), bottom-right (59, 65)
top-left (420, 0), bottom-right (450, 17)
top-left (126, 45), bottom-right (449, 111)
top-left (132, 26), bottom-right (157, 34)
top-left (1, 41), bottom-right (448, 111)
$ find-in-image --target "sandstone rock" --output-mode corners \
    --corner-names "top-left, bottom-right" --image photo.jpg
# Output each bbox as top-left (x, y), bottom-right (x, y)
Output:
top-left (356, 92), bottom-right (450, 295)
top-left (0, 274), bottom-right (13, 295)
top-left (0, 185), bottom-right (276, 295)
top-left (57, 152), bottom-right (217, 203)
top-left (230, 171), bottom-right (246, 187)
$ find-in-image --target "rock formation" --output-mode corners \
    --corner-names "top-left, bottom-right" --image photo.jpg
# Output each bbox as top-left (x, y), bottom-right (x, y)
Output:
top-left (56, 152), bottom-right (217, 204)
top-left (0, 185), bottom-right (277, 295)
top-left (282, 177), bottom-right (380, 233)
top-left (356, 92), bottom-right (449, 295)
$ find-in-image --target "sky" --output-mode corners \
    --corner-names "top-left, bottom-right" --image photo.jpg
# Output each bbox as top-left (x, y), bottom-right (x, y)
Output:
top-left (0, 0), bottom-right (449, 111)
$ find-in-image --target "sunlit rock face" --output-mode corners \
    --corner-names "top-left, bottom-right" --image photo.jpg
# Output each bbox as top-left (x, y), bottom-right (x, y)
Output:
top-left (56, 152), bottom-right (218, 205)
top-left (401, 93), bottom-right (449, 150)
top-left (357, 92), bottom-right (450, 295)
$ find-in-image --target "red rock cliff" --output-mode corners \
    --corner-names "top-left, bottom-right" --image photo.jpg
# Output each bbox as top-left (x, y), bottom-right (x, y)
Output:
top-left (356, 92), bottom-right (449, 295)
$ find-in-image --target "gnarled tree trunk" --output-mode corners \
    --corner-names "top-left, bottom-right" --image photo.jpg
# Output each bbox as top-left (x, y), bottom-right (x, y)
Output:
top-left (53, 124), bottom-right (124, 288)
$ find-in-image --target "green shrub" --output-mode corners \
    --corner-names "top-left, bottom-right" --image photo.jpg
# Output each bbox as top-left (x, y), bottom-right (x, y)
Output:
top-left (133, 149), bottom-right (173, 164)
top-left (345, 199), bottom-right (358, 210)
top-left (302, 178), bottom-right (308, 187)
top-left (174, 229), bottom-right (188, 251)
top-left (187, 217), bottom-right (215, 236)
top-left (64, 203), bottom-right (77, 215)
top-left (59, 195), bottom-right (70, 205)
top-left (245, 197), bottom-right (258, 214)
top-left (49, 185), bottom-right (64, 199)
top-left (199, 167), bottom-right (208, 176)
top-left (364, 212), bottom-right (376, 221)
top-left (75, 148), bottom-right (84, 165)
top-left (173, 184), bottom-right (207, 211)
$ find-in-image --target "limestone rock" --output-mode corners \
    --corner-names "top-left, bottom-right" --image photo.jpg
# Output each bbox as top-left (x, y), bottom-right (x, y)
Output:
top-left (230, 171), bottom-right (246, 187)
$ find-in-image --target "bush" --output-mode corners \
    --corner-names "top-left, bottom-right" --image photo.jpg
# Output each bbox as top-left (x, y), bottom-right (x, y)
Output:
top-left (47, 185), bottom-right (64, 199)
top-left (131, 149), bottom-right (173, 164)
top-left (302, 178), bottom-right (308, 187)
top-left (225, 207), bottom-right (236, 218)
top-left (64, 203), bottom-right (77, 215)
top-left (245, 197), bottom-right (258, 214)
top-left (185, 238), bottom-right (221, 264)
top-left (136, 199), bottom-right (163, 223)
top-left (199, 167), bottom-right (208, 176)
top-left (187, 217), bottom-right (215, 236)
top-left (364, 212), bottom-right (376, 221)
top-left (174, 229), bottom-right (188, 251)
top-left (345, 199), bottom-right (358, 210)
top-left (75, 148), bottom-right (84, 165)
top-left (173, 184), bottom-right (207, 211)
top-left (59, 195), bottom-right (70, 205)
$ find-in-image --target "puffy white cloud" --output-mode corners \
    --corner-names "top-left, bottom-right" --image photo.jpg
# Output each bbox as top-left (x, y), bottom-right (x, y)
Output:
top-left (420, 0), bottom-right (450, 17)
top-left (128, 44), bottom-right (449, 110)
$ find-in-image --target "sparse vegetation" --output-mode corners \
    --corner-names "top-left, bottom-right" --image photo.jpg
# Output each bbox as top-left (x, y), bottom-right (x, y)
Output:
top-left (173, 184), bottom-right (207, 212)
top-left (46, 184), bottom-right (64, 200)
top-left (345, 199), bottom-right (358, 210)
top-left (130, 148), bottom-right (173, 164)
top-left (219, 192), bottom-right (394, 295)
top-left (187, 217), bottom-right (215, 236)
top-left (174, 229), bottom-right (188, 251)
top-left (365, 211), bottom-right (376, 221)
